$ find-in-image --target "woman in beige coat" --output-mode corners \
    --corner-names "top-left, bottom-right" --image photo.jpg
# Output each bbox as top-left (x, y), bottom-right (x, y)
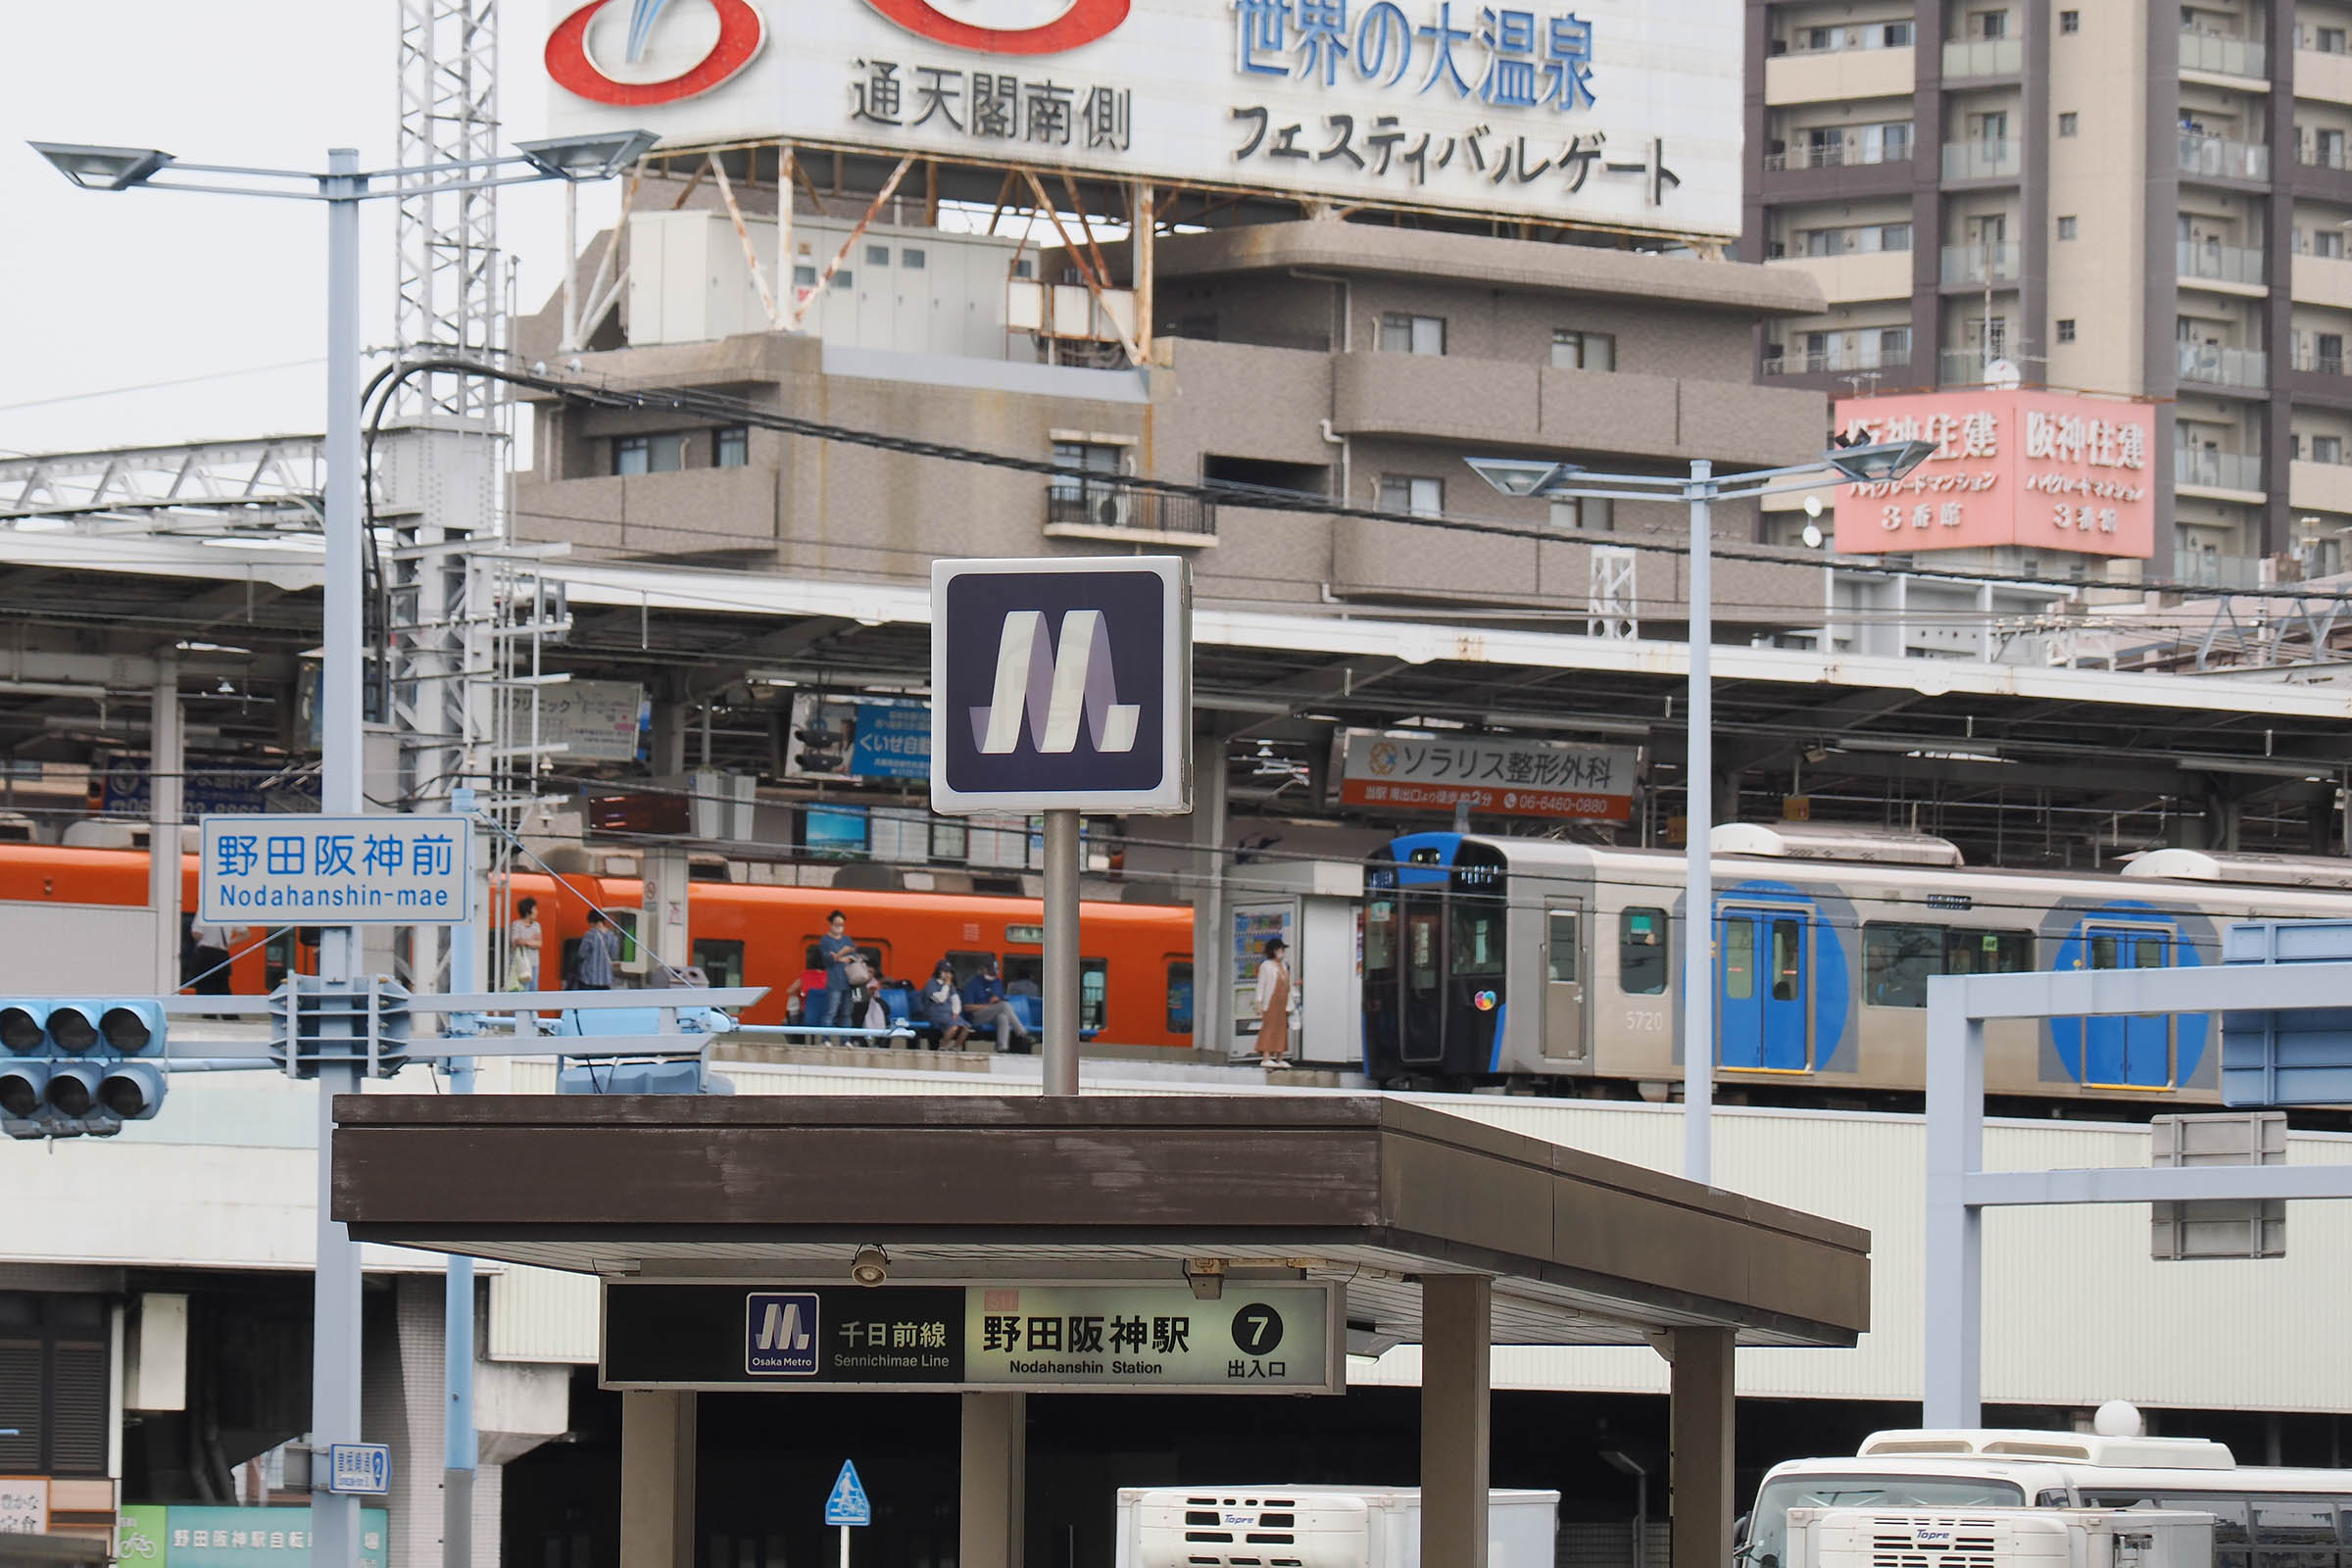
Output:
top-left (1252, 937), bottom-right (1293, 1068)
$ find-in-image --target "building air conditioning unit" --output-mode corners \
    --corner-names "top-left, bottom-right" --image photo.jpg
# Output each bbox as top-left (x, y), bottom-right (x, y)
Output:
top-left (1788, 1508), bottom-right (2215, 1568)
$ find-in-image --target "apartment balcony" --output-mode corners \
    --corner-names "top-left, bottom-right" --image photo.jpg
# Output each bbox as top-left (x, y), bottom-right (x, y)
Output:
top-left (1942, 36), bottom-right (2023, 77)
top-left (1765, 345), bottom-right (1912, 376)
top-left (2179, 28), bottom-right (2268, 79)
top-left (2300, 46), bottom-right (2352, 105)
top-left (1940, 243), bottom-right (2022, 284)
top-left (1765, 44), bottom-right (1915, 105)
top-left (2290, 458), bottom-right (2352, 514)
top-left (1762, 142), bottom-right (1910, 172)
top-left (2179, 132), bottom-right (2270, 181)
top-left (1044, 480), bottom-right (1217, 545)
top-left (2293, 345), bottom-right (2352, 376)
top-left (2175, 449), bottom-right (2266, 492)
top-left (2176, 238), bottom-right (2269, 287)
top-left (2178, 341), bottom-right (2270, 387)
top-left (2294, 253), bottom-right (2352, 309)
top-left (1942, 140), bottom-right (2021, 180)
top-left (1770, 248), bottom-right (1913, 303)
top-left (2180, 552), bottom-right (2276, 588)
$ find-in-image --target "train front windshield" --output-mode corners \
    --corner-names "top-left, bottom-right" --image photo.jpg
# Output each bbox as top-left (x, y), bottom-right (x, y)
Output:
top-left (1741, 1473), bottom-right (2026, 1568)
top-left (1363, 837), bottom-right (1509, 1074)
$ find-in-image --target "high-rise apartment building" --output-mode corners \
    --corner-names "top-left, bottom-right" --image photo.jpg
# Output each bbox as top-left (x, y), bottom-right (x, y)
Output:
top-left (1742, 0), bottom-right (2352, 584)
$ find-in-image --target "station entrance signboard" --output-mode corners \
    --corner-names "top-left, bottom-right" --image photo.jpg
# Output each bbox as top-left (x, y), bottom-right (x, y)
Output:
top-left (602, 1281), bottom-right (1341, 1394)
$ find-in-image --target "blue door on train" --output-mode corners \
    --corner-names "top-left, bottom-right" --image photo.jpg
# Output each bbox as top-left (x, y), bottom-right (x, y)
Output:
top-left (1361, 833), bottom-right (1504, 1079)
top-left (2044, 903), bottom-right (2211, 1090)
top-left (1718, 906), bottom-right (1809, 1069)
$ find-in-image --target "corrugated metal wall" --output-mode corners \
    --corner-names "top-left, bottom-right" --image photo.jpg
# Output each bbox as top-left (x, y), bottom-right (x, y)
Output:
top-left (482, 1061), bottom-right (2352, 1410)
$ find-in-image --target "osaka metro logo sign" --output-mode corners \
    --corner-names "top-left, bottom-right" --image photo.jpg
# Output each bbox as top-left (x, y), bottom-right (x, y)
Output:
top-left (746, 1292), bottom-right (819, 1376)
top-left (932, 557), bottom-right (1191, 815)
top-left (547, 0), bottom-right (766, 107)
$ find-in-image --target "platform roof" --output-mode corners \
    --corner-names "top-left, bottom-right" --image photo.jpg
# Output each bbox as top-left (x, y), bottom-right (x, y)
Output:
top-left (332, 1093), bottom-right (1871, 1350)
top-left (4, 539), bottom-right (2351, 861)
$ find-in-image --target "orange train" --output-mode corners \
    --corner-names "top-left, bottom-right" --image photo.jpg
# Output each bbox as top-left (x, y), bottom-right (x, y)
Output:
top-left (0, 845), bottom-right (1200, 1047)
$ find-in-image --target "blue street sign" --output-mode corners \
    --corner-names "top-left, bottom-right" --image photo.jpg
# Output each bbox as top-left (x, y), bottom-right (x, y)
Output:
top-left (200, 813), bottom-right (469, 926)
top-left (824, 1460), bottom-right (872, 1527)
top-left (931, 557), bottom-right (1192, 815)
top-left (325, 1442), bottom-right (391, 1496)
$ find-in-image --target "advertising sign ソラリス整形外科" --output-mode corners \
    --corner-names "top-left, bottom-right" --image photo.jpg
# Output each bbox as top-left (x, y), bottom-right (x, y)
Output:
top-left (542, 0), bottom-right (1740, 237)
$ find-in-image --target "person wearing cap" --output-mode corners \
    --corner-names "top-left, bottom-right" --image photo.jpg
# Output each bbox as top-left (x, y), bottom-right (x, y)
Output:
top-left (1252, 936), bottom-right (1294, 1068)
top-left (960, 955), bottom-right (1033, 1054)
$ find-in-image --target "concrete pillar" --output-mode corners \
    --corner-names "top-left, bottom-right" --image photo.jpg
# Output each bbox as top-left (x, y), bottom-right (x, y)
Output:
top-left (640, 847), bottom-right (693, 976)
top-left (619, 1390), bottom-right (696, 1568)
top-left (959, 1392), bottom-right (1026, 1568)
top-left (149, 656), bottom-right (181, 995)
top-left (1189, 730), bottom-right (1230, 1059)
top-left (1421, 1274), bottom-right (1492, 1568)
top-left (1669, 1328), bottom-right (1736, 1568)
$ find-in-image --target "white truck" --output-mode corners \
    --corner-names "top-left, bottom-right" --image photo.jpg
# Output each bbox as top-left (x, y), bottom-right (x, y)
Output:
top-left (1786, 1506), bottom-right (2216, 1568)
top-left (1114, 1484), bottom-right (1559, 1568)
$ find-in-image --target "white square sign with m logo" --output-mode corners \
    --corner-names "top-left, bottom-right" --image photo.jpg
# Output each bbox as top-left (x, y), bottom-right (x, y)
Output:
top-left (931, 557), bottom-right (1192, 816)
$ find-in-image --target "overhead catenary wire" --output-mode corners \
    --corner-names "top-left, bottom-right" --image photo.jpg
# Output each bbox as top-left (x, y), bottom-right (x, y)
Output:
top-left (366, 355), bottom-right (2352, 607)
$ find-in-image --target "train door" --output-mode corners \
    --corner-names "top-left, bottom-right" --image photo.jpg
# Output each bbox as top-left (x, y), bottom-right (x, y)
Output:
top-left (1719, 905), bottom-right (1808, 1070)
top-left (2082, 923), bottom-right (2174, 1086)
top-left (1542, 904), bottom-right (1587, 1062)
top-left (1399, 892), bottom-right (1446, 1065)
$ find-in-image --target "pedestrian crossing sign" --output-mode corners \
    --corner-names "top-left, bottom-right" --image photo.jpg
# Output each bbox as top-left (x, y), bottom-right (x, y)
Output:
top-left (824, 1460), bottom-right (872, 1527)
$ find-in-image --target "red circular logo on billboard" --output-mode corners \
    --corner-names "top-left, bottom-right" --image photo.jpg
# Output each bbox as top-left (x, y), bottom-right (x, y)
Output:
top-left (547, 0), bottom-right (766, 107)
top-left (860, 0), bottom-right (1129, 55)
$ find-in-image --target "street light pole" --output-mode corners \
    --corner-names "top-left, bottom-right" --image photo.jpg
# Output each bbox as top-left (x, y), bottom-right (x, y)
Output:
top-left (1682, 460), bottom-right (1715, 1187)
top-left (1463, 438), bottom-right (1936, 1190)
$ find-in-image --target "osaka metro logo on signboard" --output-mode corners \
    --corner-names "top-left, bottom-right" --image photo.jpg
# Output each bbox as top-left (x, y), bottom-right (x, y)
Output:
top-left (547, 0), bottom-right (767, 107)
top-left (746, 1292), bottom-right (819, 1376)
top-left (931, 557), bottom-right (1191, 815)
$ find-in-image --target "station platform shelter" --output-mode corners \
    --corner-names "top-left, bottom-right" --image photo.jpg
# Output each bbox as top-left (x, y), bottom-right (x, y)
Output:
top-left (331, 1091), bottom-right (1870, 1567)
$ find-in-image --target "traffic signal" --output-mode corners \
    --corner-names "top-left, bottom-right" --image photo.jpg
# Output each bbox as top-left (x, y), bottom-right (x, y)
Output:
top-left (0, 999), bottom-right (167, 1139)
top-left (270, 976), bottom-right (412, 1078)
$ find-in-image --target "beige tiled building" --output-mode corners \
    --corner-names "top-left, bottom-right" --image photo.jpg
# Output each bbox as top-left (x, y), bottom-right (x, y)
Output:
top-left (514, 188), bottom-right (1846, 634)
top-left (1747, 0), bottom-right (2352, 584)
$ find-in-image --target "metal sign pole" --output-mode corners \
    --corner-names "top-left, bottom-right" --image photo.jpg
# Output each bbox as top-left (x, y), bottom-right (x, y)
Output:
top-left (1043, 810), bottom-right (1081, 1097)
top-left (839, 1525), bottom-right (850, 1568)
top-left (313, 145), bottom-right (367, 1568)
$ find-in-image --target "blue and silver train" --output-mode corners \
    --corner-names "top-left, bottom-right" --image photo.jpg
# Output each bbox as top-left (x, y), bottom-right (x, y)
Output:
top-left (1361, 821), bottom-right (2352, 1104)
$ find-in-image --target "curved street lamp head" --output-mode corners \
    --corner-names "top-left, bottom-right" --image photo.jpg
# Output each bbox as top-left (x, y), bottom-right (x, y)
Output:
top-left (1464, 456), bottom-right (1583, 498)
top-left (514, 129), bottom-right (662, 182)
top-left (30, 141), bottom-right (173, 192)
top-left (1824, 437), bottom-right (1937, 485)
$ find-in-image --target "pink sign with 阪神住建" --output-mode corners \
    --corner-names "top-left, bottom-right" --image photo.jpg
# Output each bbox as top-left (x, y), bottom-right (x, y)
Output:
top-left (1832, 388), bottom-right (2155, 559)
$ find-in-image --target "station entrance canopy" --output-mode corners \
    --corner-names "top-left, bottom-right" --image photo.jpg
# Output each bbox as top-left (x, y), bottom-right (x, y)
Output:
top-left (331, 1094), bottom-right (1870, 1352)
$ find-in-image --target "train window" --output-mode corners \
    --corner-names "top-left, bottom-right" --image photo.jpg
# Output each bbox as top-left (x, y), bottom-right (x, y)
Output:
top-left (1166, 961), bottom-right (1194, 1033)
top-left (1406, 904), bottom-right (1443, 996)
top-left (1869, 923), bottom-right (2036, 1004)
top-left (1002, 955), bottom-right (1043, 995)
top-left (2091, 934), bottom-right (2121, 969)
top-left (1619, 907), bottom-right (1668, 994)
top-left (1081, 958), bottom-right (1108, 1030)
top-left (1365, 900), bottom-right (1397, 977)
top-left (2134, 935), bottom-right (2165, 968)
top-left (1450, 901), bottom-right (1506, 978)
top-left (1941, 928), bottom-right (2034, 976)
top-left (1546, 912), bottom-right (1579, 982)
top-left (692, 940), bottom-right (745, 989)
top-left (1864, 923), bottom-right (1944, 1007)
top-left (943, 951), bottom-right (994, 986)
top-left (1770, 919), bottom-right (1800, 1002)
top-left (1723, 919), bottom-right (1756, 1001)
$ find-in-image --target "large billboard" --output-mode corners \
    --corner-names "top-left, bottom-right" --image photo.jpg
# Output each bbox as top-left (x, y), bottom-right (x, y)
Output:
top-left (543, 0), bottom-right (1740, 237)
top-left (1833, 388), bottom-right (2156, 560)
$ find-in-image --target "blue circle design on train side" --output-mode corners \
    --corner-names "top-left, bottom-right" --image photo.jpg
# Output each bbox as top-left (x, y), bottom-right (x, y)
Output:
top-left (2045, 902), bottom-right (2207, 1088)
top-left (1717, 878), bottom-right (1853, 1073)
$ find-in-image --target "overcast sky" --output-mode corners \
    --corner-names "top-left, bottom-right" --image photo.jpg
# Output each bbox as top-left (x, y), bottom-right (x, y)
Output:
top-left (0, 2), bottom-right (617, 459)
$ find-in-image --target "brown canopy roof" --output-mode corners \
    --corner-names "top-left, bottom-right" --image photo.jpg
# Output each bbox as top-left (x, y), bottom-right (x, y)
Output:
top-left (334, 1092), bottom-right (1868, 1348)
